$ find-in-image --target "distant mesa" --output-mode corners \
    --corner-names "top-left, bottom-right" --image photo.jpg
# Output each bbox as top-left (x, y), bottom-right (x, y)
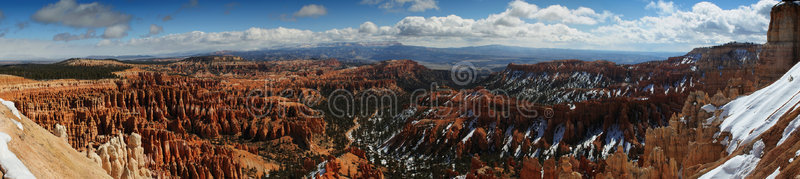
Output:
top-left (56, 58), bottom-right (128, 67)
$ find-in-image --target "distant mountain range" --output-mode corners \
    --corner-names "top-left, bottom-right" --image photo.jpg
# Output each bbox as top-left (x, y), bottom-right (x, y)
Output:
top-left (85, 55), bottom-right (157, 61)
top-left (204, 42), bottom-right (682, 70)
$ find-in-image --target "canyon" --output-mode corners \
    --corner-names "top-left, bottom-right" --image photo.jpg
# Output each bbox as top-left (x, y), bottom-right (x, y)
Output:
top-left (0, 57), bottom-right (451, 178)
top-left (0, 1), bottom-right (799, 178)
top-left (0, 37), bottom-right (789, 179)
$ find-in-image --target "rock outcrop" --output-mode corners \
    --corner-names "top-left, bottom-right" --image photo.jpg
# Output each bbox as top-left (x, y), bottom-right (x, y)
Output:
top-left (756, 0), bottom-right (800, 87)
top-left (84, 133), bottom-right (152, 179)
top-left (312, 148), bottom-right (385, 179)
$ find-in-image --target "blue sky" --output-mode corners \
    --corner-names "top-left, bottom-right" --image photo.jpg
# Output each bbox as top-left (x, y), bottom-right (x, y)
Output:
top-left (0, 0), bottom-right (781, 60)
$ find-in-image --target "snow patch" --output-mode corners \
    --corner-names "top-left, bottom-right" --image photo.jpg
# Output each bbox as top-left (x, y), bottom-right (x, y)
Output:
top-left (700, 104), bottom-right (716, 113)
top-left (461, 128), bottom-right (476, 143)
top-left (601, 125), bottom-right (624, 158)
top-left (0, 99), bottom-right (23, 130)
top-left (700, 140), bottom-right (765, 179)
top-left (766, 167), bottom-right (780, 179)
top-left (0, 132), bottom-right (36, 179)
top-left (571, 129), bottom-right (602, 161)
top-left (542, 124), bottom-right (565, 158)
top-left (778, 114), bottom-right (800, 146)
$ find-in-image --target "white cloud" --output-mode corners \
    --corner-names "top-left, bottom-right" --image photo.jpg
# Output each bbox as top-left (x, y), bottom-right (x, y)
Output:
top-left (501, 0), bottom-right (614, 25)
top-left (406, 0), bottom-right (438, 12)
top-left (294, 4), bottom-right (327, 18)
top-left (359, 21), bottom-right (379, 34)
top-left (646, 0), bottom-right (676, 15)
top-left (32, 0), bottom-right (132, 39)
top-left (395, 15), bottom-right (476, 37)
top-left (362, 0), bottom-right (439, 12)
top-left (101, 24), bottom-right (129, 39)
top-left (113, 27), bottom-right (368, 55)
top-left (53, 29), bottom-right (95, 41)
top-left (591, 0), bottom-right (776, 48)
top-left (148, 24), bottom-right (164, 36)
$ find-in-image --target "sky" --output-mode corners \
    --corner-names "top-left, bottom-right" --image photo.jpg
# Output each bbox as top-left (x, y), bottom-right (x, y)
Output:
top-left (0, 0), bottom-right (780, 60)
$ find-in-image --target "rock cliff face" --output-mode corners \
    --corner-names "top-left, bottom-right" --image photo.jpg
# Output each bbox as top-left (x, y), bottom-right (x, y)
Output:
top-left (635, 91), bottom-right (727, 178)
top-left (688, 42), bottom-right (761, 95)
top-left (631, 48), bottom-right (800, 178)
top-left (693, 60), bottom-right (800, 178)
top-left (756, 1), bottom-right (800, 87)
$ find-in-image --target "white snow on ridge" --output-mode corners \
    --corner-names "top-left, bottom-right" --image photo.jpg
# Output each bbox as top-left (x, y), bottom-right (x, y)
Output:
top-left (461, 128), bottom-right (476, 143)
top-left (308, 161), bottom-right (328, 178)
top-left (766, 167), bottom-right (780, 179)
top-left (715, 63), bottom-right (800, 154)
top-left (700, 140), bottom-right (765, 179)
top-left (779, 114), bottom-right (800, 146)
top-left (0, 132), bottom-right (36, 179)
top-left (700, 104), bottom-right (716, 113)
top-left (601, 125), bottom-right (624, 159)
top-left (0, 99), bottom-right (23, 130)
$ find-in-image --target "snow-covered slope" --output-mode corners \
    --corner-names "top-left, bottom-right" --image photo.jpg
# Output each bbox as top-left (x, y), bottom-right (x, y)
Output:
top-left (700, 62), bottom-right (800, 178)
top-left (715, 61), bottom-right (800, 154)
